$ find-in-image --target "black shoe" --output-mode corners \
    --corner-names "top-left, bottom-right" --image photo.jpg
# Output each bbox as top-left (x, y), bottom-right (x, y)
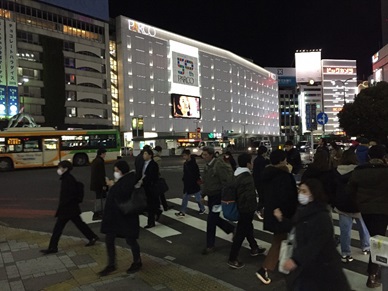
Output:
top-left (144, 224), bottom-right (155, 229)
top-left (366, 274), bottom-right (381, 288)
top-left (85, 236), bottom-right (99, 247)
top-left (126, 262), bottom-right (142, 274)
top-left (92, 212), bottom-right (103, 221)
top-left (40, 248), bottom-right (58, 255)
top-left (201, 247), bottom-right (215, 255)
top-left (227, 260), bottom-right (245, 269)
top-left (98, 265), bottom-right (117, 277)
top-left (256, 267), bottom-right (271, 285)
top-left (250, 247), bottom-right (266, 256)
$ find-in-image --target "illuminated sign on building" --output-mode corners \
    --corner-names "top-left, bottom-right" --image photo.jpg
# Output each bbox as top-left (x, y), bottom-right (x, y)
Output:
top-left (372, 53), bottom-right (379, 64)
top-left (323, 67), bottom-right (355, 75)
top-left (5, 20), bottom-right (18, 116)
top-left (172, 52), bottom-right (198, 87)
top-left (128, 20), bottom-right (156, 37)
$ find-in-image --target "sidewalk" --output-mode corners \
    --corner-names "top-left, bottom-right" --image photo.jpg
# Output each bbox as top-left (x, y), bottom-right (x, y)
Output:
top-left (0, 225), bottom-right (242, 291)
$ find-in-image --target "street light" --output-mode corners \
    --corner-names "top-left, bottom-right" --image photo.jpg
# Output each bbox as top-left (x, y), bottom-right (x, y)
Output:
top-left (331, 77), bottom-right (356, 105)
top-left (18, 77), bottom-right (29, 110)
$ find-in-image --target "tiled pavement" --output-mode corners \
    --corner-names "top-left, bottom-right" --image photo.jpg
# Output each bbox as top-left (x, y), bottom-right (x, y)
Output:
top-left (0, 226), bottom-right (242, 291)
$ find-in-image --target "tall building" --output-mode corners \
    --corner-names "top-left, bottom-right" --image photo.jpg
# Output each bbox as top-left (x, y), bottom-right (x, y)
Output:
top-left (114, 16), bottom-right (281, 151)
top-left (0, 0), bottom-right (111, 129)
top-left (382, 0), bottom-right (388, 47)
top-left (266, 67), bottom-right (299, 138)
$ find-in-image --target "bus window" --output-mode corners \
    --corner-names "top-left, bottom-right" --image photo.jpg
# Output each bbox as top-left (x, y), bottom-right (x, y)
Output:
top-left (61, 135), bottom-right (90, 150)
top-left (89, 134), bottom-right (117, 148)
top-left (44, 139), bottom-right (58, 150)
top-left (0, 137), bottom-right (5, 153)
top-left (6, 138), bottom-right (23, 152)
top-left (23, 138), bottom-right (41, 152)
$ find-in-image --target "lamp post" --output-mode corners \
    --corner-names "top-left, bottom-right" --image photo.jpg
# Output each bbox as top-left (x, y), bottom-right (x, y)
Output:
top-left (242, 123), bottom-right (248, 149)
top-left (18, 77), bottom-right (29, 110)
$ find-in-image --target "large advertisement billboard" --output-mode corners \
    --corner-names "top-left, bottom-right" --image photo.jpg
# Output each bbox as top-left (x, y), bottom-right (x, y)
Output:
top-left (169, 40), bottom-right (200, 96)
top-left (295, 51), bottom-right (322, 83)
top-left (5, 20), bottom-right (18, 117)
top-left (171, 94), bottom-right (201, 119)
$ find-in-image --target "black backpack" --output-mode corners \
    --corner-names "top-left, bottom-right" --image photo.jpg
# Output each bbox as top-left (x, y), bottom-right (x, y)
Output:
top-left (76, 181), bottom-right (85, 203)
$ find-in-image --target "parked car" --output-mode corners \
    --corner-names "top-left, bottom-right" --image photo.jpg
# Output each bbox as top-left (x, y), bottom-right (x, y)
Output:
top-left (248, 140), bottom-right (272, 154)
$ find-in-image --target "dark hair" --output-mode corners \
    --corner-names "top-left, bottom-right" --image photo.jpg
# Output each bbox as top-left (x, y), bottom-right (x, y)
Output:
top-left (269, 150), bottom-right (286, 165)
top-left (114, 160), bottom-right (130, 174)
top-left (320, 138), bottom-right (327, 146)
top-left (202, 146), bottom-right (215, 156)
top-left (182, 149), bottom-right (191, 155)
top-left (97, 147), bottom-right (107, 156)
top-left (301, 178), bottom-right (327, 203)
top-left (225, 151), bottom-right (232, 155)
top-left (258, 145), bottom-right (267, 154)
top-left (143, 145), bottom-right (152, 151)
top-left (357, 137), bottom-right (369, 145)
top-left (58, 160), bottom-right (73, 171)
top-left (285, 140), bottom-right (294, 146)
top-left (339, 149), bottom-right (358, 165)
top-left (143, 148), bottom-right (154, 157)
top-left (174, 95), bottom-right (190, 116)
top-left (154, 146), bottom-right (162, 152)
top-left (311, 150), bottom-right (330, 170)
top-left (238, 153), bottom-right (252, 167)
top-left (369, 145), bottom-right (386, 160)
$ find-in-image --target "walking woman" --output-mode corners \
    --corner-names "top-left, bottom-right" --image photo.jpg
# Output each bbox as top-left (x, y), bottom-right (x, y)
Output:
top-left (99, 160), bottom-right (142, 276)
top-left (275, 179), bottom-right (351, 291)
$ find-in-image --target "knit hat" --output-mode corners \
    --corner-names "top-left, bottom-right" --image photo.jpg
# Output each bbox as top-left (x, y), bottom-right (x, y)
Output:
top-left (114, 160), bottom-right (130, 174)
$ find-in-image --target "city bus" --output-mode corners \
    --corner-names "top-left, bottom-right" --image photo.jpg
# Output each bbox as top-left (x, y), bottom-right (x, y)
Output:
top-left (0, 127), bottom-right (121, 171)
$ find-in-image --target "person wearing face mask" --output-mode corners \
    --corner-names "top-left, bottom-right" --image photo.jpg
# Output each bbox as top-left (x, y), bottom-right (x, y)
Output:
top-left (274, 179), bottom-right (351, 291)
top-left (99, 160), bottom-right (142, 276)
top-left (41, 161), bottom-right (99, 255)
top-left (255, 150), bottom-right (298, 285)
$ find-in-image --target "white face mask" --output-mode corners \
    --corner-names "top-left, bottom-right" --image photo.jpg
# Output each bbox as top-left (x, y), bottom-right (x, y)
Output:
top-left (57, 168), bottom-right (64, 176)
top-left (113, 171), bottom-right (122, 180)
top-left (298, 193), bottom-right (310, 205)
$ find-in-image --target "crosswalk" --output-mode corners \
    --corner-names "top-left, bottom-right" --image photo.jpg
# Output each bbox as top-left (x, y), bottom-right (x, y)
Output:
top-left (81, 198), bottom-right (381, 291)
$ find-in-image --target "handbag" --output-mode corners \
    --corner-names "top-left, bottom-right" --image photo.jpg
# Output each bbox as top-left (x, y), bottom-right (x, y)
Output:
top-left (156, 177), bottom-right (169, 194)
top-left (116, 186), bottom-right (147, 215)
top-left (278, 228), bottom-right (296, 274)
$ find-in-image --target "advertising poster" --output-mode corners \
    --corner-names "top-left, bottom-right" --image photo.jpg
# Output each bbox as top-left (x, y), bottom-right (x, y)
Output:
top-left (5, 20), bottom-right (18, 116)
top-left (0, 19), bottom-right (5, 117)
top-left (171, 94), bottom-right (201, 119)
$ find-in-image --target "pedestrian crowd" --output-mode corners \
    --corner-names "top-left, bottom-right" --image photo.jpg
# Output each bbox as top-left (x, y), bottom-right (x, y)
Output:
top-left (39, 137), bottom-right (388, 290)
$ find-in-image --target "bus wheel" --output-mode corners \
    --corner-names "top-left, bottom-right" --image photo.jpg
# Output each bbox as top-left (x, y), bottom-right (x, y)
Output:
top-left (0, 158), bottom-right (14, 171)
top-left (73, 154), bottom-right (88, 167)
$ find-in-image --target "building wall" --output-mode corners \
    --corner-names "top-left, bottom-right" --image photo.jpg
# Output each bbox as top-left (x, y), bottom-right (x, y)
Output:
top-left (116, 16), bottom-right (279, 138)
top-left (0, 0), bottom-right (111, 128)
top-left (321, 59), bottom-right (357, 134)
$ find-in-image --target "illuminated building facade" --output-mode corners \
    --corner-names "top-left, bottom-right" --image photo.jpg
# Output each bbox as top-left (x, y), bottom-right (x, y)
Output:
top-left (0, 0), bottom-right (112, 128)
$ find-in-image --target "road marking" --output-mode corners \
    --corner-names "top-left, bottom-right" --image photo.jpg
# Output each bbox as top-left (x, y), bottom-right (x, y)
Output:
top-left (139, 215), bottom-right (181, 238)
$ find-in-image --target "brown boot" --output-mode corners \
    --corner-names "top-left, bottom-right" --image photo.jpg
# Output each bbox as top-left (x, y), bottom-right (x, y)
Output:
top-left (366, 274), bottom-right (381, 288)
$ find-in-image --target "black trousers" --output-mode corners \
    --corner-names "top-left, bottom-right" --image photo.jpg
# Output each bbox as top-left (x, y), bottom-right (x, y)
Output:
top-left (147, 191), bottom-right (161, 226)
top-left (105, 232), bottom-right (141, 267)
top-left (49, 216), bottom-right (96, 249)
top-left (362, 213), bottom-right (388, 275)
top-left (229, 211), bottom-right (258, 261)
top-left (206, 194), bottom-right (235, 248)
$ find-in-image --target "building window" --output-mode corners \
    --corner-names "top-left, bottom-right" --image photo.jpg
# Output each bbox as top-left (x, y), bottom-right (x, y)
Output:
top-left (64, 41), bottom-right (75, 52)
top-left (66, 107), bottom-right (77, 117)
top-left (64, 58), bottom-right (75, 68)
top-left (66, 91), bottom-right (76, 101)
top-left (65, 74), bottom-right (76, 84)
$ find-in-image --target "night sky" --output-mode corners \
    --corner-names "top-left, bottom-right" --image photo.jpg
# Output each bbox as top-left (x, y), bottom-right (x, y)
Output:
top-left (109, 0), bottom-right (382, 80)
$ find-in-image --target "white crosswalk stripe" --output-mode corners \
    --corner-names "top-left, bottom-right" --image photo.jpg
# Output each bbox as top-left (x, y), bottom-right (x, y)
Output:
top-left (82, 198), bottom-right (381, 291)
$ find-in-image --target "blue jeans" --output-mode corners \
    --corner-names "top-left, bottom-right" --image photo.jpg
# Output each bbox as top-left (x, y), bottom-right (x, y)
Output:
top-left (339, 213), bottom-right (370, 256)
top-left (180, 191), bottom-right (205, 213)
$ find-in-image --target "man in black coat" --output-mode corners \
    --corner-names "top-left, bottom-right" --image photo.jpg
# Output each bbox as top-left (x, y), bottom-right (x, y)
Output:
top-left (41, 161), bottom-right (98, 254)
top-left (134, 145), bottom-right (152, 182)
top-left (90, 148), bottom-right (107, 220)
top-left (252, 145), bottom-right (270, 218)
top-left (284, 140), bottom-right (302, 175)
top-left (256, 150), bottom-right (298, 285)
top-left (99, 160), bottom-right (142, 276)
top-left (175, 149), bottom-right (205, 217)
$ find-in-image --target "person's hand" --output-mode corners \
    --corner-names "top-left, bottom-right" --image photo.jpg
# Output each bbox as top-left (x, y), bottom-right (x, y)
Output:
top-left (273, 208), bottom-right (283, 222)
top-left (283, 259), bottom-right (297, 272)
top-left (106, 178), bottom-right (114, 187)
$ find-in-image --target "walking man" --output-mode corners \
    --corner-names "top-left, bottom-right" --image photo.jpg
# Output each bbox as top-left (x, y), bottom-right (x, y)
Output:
top-left (256, 150), bottom-right (298, 285)
top-left (41, 161), bottom-right (98, 254)
top-left (201, 146), bottom-right (235, 255)
top-left (228, 153), bottom-right (266, 269)
top-left (175, 149), bottom-right (206, 217)
top-left (90, 148), bottom-right (107, 221)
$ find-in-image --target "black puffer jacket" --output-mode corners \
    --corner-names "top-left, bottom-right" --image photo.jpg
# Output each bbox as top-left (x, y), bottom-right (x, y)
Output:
top-left (290, 201), bottom-right (351, 291)
top-left (101, 171), bottom-right (140, 239)
top-left (56, 171), bottom-right (81, 219)
top-left (261, 165), bottom-right (298, 234)
top-left (334, 164), bottom-right (358, 213)
top-left (348, 160), bottom-right (388, 215)
top-left (183, 156), bottom-right (201, 194)
top-left (234, 169), bottom-right (257, 213)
